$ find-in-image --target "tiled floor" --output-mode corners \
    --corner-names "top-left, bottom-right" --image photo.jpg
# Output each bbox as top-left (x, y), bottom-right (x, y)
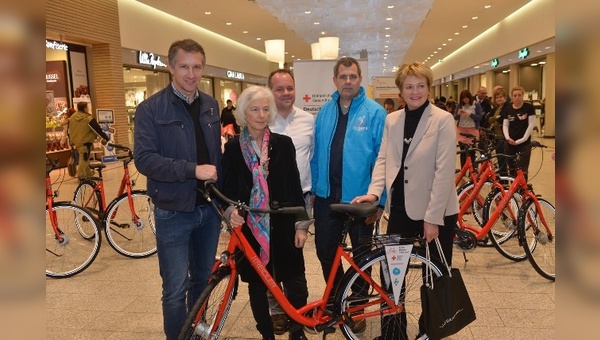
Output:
top-left (46, 135), bottom-right (555, 340)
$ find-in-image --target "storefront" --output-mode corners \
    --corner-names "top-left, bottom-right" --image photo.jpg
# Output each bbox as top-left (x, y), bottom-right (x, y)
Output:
top-left (46, 39), bottom-right (94, 166)
top-left (121, 47), bottom-right (266, 140)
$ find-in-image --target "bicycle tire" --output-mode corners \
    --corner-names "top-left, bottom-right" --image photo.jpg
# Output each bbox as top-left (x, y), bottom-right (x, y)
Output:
top-left (484, 189), bottom-right (528, 261)
top-left (179, 266), bottom-right (238, 340)
top-left (519, 198), bottom-right (555, 281)
top-left (46, 203), bottom-right (101, 278)
top-left (105, 190), bottom-right (157, 258)
top-left (336, 246), bottom-right (445, 340)
top-left (374, 212), bottom-right (389, 236)
top-left (73, 180), bottom-right (100, 239)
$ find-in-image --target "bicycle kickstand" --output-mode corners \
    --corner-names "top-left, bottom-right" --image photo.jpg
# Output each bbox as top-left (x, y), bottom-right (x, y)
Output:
top-left (322, 326), bottom-right (336, 340)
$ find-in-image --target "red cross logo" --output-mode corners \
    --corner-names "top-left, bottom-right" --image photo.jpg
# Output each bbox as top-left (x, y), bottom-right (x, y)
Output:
top-left (303, 94), bottom-right (311, 102)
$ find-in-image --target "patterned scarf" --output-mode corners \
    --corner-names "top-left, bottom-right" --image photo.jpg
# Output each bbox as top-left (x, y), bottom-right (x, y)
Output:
top-left (239, 127), bottom-right (271, 265)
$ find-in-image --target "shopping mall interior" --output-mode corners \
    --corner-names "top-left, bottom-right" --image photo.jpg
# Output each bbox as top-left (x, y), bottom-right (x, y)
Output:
top-left (43, 0), bottom-right (558, 339)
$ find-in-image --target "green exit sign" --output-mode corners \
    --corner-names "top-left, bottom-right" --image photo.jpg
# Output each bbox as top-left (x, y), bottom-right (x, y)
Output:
top-left (491, 58), bottom-right (499, 68)
top-left (518, 48), bottom-right (529, 59)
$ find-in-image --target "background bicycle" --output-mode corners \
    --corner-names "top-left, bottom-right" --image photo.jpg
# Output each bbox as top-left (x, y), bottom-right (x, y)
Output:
top-left (73, 143), bottom-right (156, 258)
top-left (46, 157), bottom-right (101, 278)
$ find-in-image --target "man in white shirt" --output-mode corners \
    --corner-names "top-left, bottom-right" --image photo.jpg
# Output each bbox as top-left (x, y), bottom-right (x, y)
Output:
top-left (267, 69), bottom-right (315, 336)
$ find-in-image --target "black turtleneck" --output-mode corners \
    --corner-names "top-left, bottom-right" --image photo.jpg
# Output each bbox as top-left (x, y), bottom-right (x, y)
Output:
top-left (390, 100), bottom-right (429, 212)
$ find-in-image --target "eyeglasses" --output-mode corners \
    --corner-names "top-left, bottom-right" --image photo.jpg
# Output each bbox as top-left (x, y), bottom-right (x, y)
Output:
top-left (337, 74), bottom-right (359, 81)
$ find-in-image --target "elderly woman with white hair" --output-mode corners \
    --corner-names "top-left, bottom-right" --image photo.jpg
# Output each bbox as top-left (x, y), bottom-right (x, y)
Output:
top-left (221, 85), bottom-right (310, 340)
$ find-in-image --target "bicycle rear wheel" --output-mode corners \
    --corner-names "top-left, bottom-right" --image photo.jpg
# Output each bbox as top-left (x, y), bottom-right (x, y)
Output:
top-left (73, 180), bottom-right (100, 239)
top-left (46, 203), bottom-right (101, 278)
top-left (484, 189), bottom-right (529, 261)
top-left (519, 198), bottom-right (555, 281)
top-left (105, 191), bottom-right (156, 258)
top-left (336, 247), bottom-right (444, 340)
top-left (179, 266), bottom-right (238, 340)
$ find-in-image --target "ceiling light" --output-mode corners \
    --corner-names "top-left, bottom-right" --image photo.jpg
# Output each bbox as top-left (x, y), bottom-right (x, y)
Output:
top-left (531, 63), bottom-right (538, 66)
top-left (387, 5), bottom-right (394, 9)
top-left (385, 34), bottom-right (390, 37)
top-left (485, 4), bottom-right (492, 9)
top-left (502, 70), bottom-right (508, 73)
top-left (447, 38), bottom-right (453, 41)
top-left (442, 43), bottom-right (447, 46)
top-left (384, 45), bottom-right (389, 48)
top-left (462, 25), bottom-right (468, 28)
top-left (226, 22), bottom-right (232, 25)
top-left (539, 61), bottom-right (547, 64)
top-left (321, 31), bottom-right (326, 35)
top-left (433, 51), bottom-right (438, 54)
top-left (204, 11), bottom-right (211, 15)
top-left (285, 52), bottom-right (289, 54)
top-left (437, 47), bottom-right (442, 50)
top-left (384, 53), bottom-right (387, 56)
top-left (256, 37), bottom-right (261, 40)
top-left (454, 32), bottom-right (460, 35)
top-left (472, 16), bottom-right (478, 20)
top-left (292, 55), bottom-right (295, 58)
top-left (545, 46), bottom-right (551, 49)
top-left (386, 17), bottom-right (392, 21)
top-left (243, 30), bottom-right (248, 34)
top-left (383, 57), bottom-right (387, 60)
top-left (474, 66), bottom-right (480, 69)
top-left (430, 54), bottom-right (433, 57)
top-left (314, 22), bottom-right (320, 25)
top-left (304, 10), bottom-right (311, 14)
top-left (385, 27), bottom-right (390, 30)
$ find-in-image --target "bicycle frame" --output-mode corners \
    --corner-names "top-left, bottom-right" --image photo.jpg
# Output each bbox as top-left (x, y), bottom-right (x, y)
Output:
top-left (206, 219), bottom-right (399, 331)
top-left (46, 167), bottom-right (64, 243)
top-left (80, 157), bottom-right (141, 226)
top-left (457, 160), bottom-right (512, 236)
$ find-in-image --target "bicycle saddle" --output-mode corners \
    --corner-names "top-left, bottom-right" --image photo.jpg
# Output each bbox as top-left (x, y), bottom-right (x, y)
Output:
top-left (330, 203), bottom-right (378, 217)
top-left (89, 162), bottom-right (107, 170)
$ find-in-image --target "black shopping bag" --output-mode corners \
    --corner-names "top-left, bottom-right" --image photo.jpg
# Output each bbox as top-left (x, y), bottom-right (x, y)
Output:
top-left (420, 238), bottom-right (476, 339)
top-left (421, 268), bottom-right (476, 339)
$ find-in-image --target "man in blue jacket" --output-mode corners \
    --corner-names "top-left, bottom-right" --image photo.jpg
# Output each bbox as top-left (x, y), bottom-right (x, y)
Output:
top-left (133, 39), bottom-right (222, 340)
top-left (310, 57), bottom-right (386, 332)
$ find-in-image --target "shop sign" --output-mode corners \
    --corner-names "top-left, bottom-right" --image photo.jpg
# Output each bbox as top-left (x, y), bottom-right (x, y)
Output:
top-left (226, 70), bottom-right (245, 80)
top-left (491, 58), bottom-right (499, 68)
top-left (46, 40), bottom-right (68, 51)
top-left (518, 48), bottom-right (529, 59)
top-left (138, 51), bottom-right (167, 69)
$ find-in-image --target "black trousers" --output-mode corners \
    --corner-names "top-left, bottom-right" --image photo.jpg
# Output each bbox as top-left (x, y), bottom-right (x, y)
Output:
top-left (505, 141), bottom-right (531, 181)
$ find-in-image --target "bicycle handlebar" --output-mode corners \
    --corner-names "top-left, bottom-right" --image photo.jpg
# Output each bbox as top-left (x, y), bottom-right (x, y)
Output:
top-left (108, 143), bottom-right (134, 162)
top-left (203, 180), bottom-right (305, 215)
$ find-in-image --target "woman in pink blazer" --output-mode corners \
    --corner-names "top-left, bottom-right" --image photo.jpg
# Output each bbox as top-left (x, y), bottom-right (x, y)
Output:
top-left (352, 62), bottom-right (459, 340)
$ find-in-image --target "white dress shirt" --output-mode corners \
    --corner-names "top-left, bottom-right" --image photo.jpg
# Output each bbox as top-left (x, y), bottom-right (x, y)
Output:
top-left (270, 106), bottom-right (315, 194)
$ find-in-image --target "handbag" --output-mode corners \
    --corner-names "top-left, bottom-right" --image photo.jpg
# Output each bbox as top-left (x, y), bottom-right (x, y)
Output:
top-left (421, 238), bottom-right (476, 339)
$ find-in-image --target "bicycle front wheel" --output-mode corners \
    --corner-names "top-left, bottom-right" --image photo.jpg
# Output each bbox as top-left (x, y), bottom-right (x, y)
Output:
top-left (105, 191), bottom-right (156, 258)
top-left (519, 198), bottom-right (555, 281)
top-left (73, 180), bottom-right (100, 239)
top-left (179, 266), bottom-right (238, 340)
top-left (336, 247), bottom-right (444, 340)
top-left (484, 189), bottom-right (528, 261)
top-left (46, 203), bottom-right (101, 278)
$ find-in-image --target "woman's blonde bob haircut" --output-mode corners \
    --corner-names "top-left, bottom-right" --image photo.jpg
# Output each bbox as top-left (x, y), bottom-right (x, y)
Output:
top-left (233, 85), bottom-right (278, 128)
top-left (394, 62), bottom-right (434, 90)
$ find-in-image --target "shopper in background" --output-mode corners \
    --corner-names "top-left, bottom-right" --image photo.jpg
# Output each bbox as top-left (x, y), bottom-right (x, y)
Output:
top-left (311, 57), bottom-right (386, 334)
top-left (222, 85), bottom-right (310, 340)
top-left (266, 69), bottom-right (314, 336)
top-left (488, 88), bottom-right (510, 177)
top-left (502, 86), bottom-right (536, 181)
top-left (397, 93), bottom-right (406, 110)
top-left (68, 101), bottom-right (109, 178)
top-left (475, 86), bottom-right (492, 128)
top-left (133, 39), bottom-right (222, 340)
top-left (454, 89), bottom-right (482, 168)
top-left (383, 98), bottom-right (396, 114)
top-left (221, 99), bottom-right (240, 134)
top-left (352, 62), bottom-right (459, 340)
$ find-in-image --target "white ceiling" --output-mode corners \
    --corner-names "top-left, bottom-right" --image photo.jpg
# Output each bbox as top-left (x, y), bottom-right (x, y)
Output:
top-left (137, 0), bottom-right (532, 78)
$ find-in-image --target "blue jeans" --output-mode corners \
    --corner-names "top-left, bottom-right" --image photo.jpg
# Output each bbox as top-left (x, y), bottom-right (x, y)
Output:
top-left (313, 196), bottom-right (374, 288)
top-left (154, 205), bottom-right (220, 340)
